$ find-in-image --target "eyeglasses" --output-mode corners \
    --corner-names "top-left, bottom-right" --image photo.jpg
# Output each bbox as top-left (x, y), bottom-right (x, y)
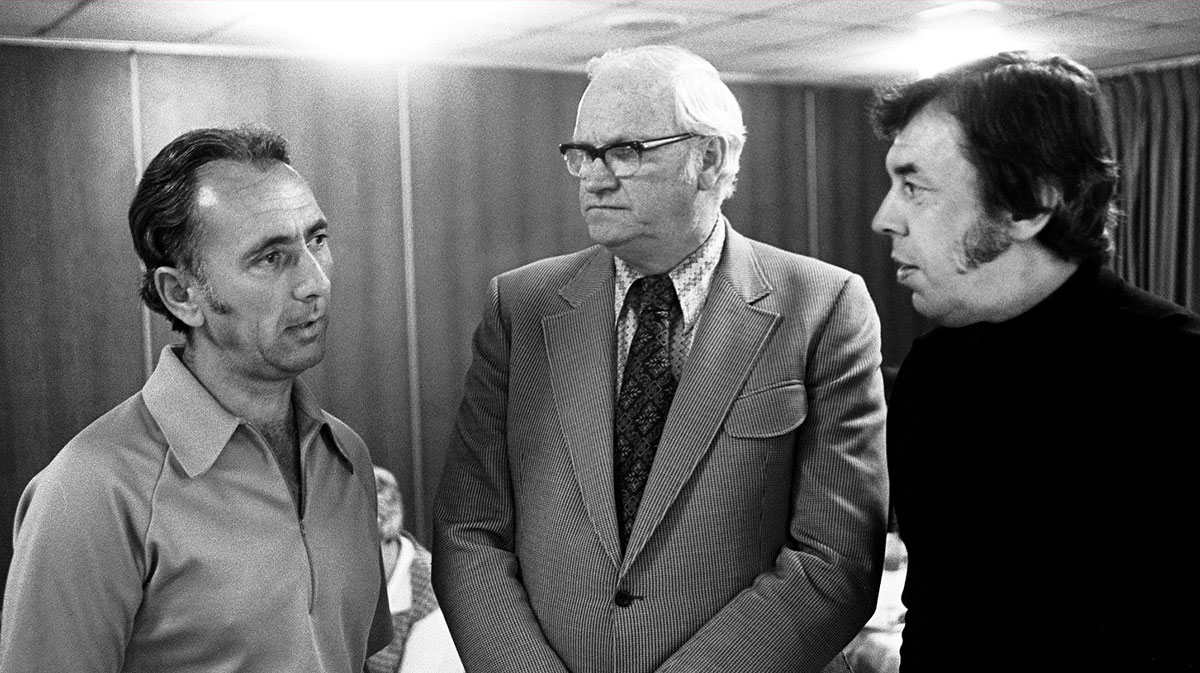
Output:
top-left (558, 133), bottom-right (698, 178)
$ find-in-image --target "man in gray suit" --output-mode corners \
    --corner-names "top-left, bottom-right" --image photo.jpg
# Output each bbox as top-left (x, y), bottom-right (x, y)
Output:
top-left (433, 45), bottom-right (888, 673)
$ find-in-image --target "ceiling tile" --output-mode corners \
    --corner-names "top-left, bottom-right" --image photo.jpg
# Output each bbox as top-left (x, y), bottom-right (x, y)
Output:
top-left (996, 0), bottom-right (1128, 15)
top-left (779, 0), bottom-right (947, 26)
top-left (0, 1), bottom-right (78, 34)
top-left (47, 0), bottom-right (255, 43)
top-left (452, 29), bottom-right (642, 70)
top-left (1095, 22), bottom-right (1200, 52)
top-left (1009, 12), bottom-right (1152, 45)
top-left (1067, 0), bottom-right (1200, 22)
top-left (628, 0), bottom-right (797, 16)
top-left (670, 14), bottom-right (840, 54)
top-left (2, 0), bottom-right (1199, 84)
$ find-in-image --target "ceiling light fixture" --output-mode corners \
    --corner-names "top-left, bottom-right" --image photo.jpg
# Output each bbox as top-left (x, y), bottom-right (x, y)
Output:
top-left (604, 12), bottom-right (686, 33)
top-left (917, 1), bottom-right (1001, 20)
top-left (244, 0), bottom-right (511, 60)
top-left (911, 27), bottom-right (1028, 77)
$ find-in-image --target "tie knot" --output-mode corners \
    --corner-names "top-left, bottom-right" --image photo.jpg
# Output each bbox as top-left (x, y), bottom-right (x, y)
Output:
top-left (634, 274), bottom-right (678, 317)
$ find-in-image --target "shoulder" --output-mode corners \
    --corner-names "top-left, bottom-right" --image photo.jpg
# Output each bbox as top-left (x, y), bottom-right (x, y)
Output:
top-left (43, 393), bottom-right (169, 498)
top-left (743, 235), bottom-right (854, 279)
top-left (495, 246), bottom-right (606, 290)
top-left (736, 233), bottom-right (862, 297)
top-left (17, 392), bottom-right (167, 544)
top-left (730, 233), bottom-right (872, 323)
top-left (1108, 279), bottom-right (1200, 381)
top-left (1106, 273), bottom-right (1200, 334)
top-left (1065, 268), bottom-right (1200, 364)
top-left (487, 246), bottom-right (611, 324)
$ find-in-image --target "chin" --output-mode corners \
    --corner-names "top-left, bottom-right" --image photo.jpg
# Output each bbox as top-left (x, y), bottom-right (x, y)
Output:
top-left (913, 299), bottom-right (975, 328)
top-left (587, 212), bottom-right (634, 238)
top-left (298, 347), bottom-right (327, 372)
top-left (277, 346), bottom-right (326, 376)
top-left (911, 295), bottom-right (947, 325)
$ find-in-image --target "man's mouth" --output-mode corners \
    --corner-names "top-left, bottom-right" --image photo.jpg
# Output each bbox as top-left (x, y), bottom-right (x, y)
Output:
top-left (289, 316), bottom-right (325, 334)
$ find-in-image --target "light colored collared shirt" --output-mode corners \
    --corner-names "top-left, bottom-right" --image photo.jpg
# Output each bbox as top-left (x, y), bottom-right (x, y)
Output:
top-left (613, 216), bottom-right (726, 383)
top-left (0, 345), bottom-right (390, 672)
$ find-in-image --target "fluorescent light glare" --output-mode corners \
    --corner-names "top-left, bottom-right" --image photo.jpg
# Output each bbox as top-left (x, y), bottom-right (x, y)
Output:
top-left (258, 1), bottom-right (509, 60)
top-left (918, 1), bottom-right (1001, 20)
top-left (912, 28), bottom-right (1024, 77)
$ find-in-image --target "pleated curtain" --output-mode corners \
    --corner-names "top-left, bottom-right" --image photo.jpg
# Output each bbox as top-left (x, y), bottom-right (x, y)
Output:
top-left (1101, 61), bottom-right (1200, 313)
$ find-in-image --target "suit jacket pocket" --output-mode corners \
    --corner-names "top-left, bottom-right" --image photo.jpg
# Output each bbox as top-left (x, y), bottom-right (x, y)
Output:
top-left (724, 382), bottom-right (807, 438)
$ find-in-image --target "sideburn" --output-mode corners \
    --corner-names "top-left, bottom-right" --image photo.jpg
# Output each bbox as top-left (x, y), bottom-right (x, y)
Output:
top-left (961, 215), bottom-right (1013, 269)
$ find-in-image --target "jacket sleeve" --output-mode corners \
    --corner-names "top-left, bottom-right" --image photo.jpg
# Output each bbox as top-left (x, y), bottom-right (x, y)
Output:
top-left (432, 276), bottom-right (571, 673)
top-left (657, 273), bottom-right (889, 673)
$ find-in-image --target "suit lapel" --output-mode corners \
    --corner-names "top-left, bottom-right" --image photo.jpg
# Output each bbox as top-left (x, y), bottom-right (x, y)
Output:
top-left (543, 247), bottom-right (623, 568)
top-left (622, 228), bottom-right (780, 566)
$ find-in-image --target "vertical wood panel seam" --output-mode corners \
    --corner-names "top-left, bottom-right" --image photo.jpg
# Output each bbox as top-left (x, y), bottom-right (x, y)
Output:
top-left (395, 65), bottom-right (426, 540)
top-left (805, 88), bottom-right (820, 259)
top-left (128, 49), bottom-right (153, 381)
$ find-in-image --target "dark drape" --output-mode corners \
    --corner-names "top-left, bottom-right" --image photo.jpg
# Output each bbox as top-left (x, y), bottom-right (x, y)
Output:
top-left (1101, 61), bottom-right (1200, 313)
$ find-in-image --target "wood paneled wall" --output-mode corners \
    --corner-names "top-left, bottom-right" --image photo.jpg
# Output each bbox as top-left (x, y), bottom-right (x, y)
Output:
top-left (1, 46), bottom-right (145, 607)
top-left (0, 44), bottom-right (922, 598)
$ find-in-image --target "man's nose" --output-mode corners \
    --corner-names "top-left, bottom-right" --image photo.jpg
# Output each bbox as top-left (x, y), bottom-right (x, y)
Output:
top-left (294, 247), bottom-right (331, 300)
top-left (871, 190), bottom-right (906, 237)
top-left (579, 156), bottom-right (618, 192)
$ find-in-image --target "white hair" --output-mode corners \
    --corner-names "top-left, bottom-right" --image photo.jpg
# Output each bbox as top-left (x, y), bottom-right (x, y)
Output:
top-left (586, 45), bottom-right (746, 202)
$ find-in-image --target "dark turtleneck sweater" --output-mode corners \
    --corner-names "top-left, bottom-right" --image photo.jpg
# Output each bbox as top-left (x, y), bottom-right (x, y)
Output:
top-left (889, 264), bottom-right (1200, 672)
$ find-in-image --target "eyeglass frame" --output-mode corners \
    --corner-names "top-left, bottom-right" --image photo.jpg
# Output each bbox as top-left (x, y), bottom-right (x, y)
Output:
top-left (558, 132), bottom-right (699, 178)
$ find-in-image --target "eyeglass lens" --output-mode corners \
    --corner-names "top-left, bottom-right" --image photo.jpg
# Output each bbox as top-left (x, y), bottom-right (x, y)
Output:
top-left (563, 146), bottom-right (641, 177)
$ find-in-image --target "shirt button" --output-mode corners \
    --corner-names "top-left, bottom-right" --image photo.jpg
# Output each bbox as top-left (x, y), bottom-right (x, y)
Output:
top-left (614, 589), bottom-right (635, 607)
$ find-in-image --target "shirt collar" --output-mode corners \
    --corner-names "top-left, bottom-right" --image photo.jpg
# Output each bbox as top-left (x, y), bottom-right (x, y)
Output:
top-left (143, 345), bottom-right (347, 477)
top-left (290, 376), bottom-right (355, 468)
top-left (614, 215), bottom-right (726, 330)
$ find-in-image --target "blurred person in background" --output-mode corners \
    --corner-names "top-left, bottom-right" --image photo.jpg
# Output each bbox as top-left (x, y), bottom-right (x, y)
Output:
top-left (368, 466), bottom-right (463, 673)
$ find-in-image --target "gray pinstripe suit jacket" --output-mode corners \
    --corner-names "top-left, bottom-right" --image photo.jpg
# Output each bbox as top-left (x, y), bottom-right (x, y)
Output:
top-left (433, 223), bottom-right (888, 673)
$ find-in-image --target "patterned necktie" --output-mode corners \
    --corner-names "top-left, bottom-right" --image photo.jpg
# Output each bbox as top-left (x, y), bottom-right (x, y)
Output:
top-left (614, 274), bottom-right (680, 551)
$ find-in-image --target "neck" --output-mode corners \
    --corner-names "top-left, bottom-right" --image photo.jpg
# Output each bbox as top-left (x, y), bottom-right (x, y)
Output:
top-left (619, 205), bottom-right (720, 276)
top-left (180, 342), bottom-right (296, 430)
top-left (971, 244), bottom-right (1079, 325)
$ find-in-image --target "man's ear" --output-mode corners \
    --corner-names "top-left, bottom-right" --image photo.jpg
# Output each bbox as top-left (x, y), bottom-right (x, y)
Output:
top-left (1010, 182), bottom-right (1062, 241)
top-left (154, 267), bottom-right (205, 328)
top-left (695, 136), bottom-right (727, 192)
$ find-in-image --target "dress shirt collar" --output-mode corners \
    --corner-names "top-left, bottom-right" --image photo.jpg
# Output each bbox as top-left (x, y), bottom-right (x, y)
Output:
top-left (142, 344), bottom-right (345, 478)
top-left (613, 215), bottom-right (726, 330)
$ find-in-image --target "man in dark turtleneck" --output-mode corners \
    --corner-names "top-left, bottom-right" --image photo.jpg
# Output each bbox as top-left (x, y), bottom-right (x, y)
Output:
top-left (871, 51), bottom-right (1200, 672)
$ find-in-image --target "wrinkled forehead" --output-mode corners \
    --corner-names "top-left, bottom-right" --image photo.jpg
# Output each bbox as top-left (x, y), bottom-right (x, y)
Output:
top-left (886, 103), bottom-right (970, 171)
top-left (190, 160), bottom-right (323, 254)
top-left (574, 70), bottom-right (678, 143)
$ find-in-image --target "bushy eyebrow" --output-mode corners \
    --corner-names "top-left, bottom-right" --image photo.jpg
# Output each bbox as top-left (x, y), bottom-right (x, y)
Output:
top-left (305, 219), bottom-right (329, 238)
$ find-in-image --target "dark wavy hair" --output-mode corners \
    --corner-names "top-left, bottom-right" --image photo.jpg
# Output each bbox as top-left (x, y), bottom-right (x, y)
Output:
top-left (129, 125), bottom-right (290, 332)
top-left (870, 51), bottom-right (1119, 267)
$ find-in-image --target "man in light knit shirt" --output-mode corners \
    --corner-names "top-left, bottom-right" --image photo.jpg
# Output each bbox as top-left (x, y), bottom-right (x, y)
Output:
top-left (1, 125), bottom-right (391, 672)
